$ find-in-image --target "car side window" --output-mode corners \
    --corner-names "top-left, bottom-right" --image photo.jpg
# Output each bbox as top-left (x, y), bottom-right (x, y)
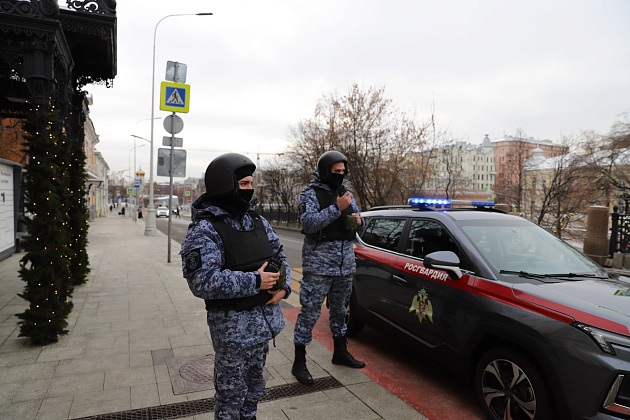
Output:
top-left (405, 220), bottom-right (461, 260)
top-left (360, 218), bottom-right (406, 252)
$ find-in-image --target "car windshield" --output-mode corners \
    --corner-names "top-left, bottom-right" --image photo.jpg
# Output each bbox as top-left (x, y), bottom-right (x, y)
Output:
top-left (459, 220), bottom-right (606, 278)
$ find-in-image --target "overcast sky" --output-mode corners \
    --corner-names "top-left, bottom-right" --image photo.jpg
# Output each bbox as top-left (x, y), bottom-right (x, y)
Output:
top-left (86, 0), bottom-right (630, 183)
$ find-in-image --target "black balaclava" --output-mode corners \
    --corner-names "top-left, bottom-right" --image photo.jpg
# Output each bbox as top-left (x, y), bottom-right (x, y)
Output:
top-left (326, 172), bottom-right (345, 190)
top-left (215, 167), bottom-right (254, 215)
top-left (324, 161), bottom-right (346, 191)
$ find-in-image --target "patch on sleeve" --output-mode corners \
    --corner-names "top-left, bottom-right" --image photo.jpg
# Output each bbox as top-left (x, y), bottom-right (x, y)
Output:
top-left (184, 249), bottom-right (202, 271)
top-left (298, 203), bottom-right (306, 215)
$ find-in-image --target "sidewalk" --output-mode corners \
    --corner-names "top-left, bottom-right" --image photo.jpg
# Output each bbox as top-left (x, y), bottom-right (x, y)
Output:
top-left (0, 215), bottom-right (424, 420)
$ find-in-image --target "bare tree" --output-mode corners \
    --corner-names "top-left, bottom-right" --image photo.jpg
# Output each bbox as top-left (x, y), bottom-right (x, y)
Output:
top-left (495, 129), bottom-right (531, 210)
top-left (259, 156), bottom-right (301, 209)
top-left (524, 137), bottom-right (595, 238)
top-left (591, 115), bottom-right (630, 202)
top-left (434, 138), bottom-right (471, 200)
top-left (287, 84), bottom-right (432, 208)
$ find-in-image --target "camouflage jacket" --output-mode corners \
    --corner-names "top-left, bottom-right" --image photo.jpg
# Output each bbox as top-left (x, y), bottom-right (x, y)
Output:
top-left (299, 179), bottom-right (362, 276)
top-left (180, 195), bottom-right (290, 350)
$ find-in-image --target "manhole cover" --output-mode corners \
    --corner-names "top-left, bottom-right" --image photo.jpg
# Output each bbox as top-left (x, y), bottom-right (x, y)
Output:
top-left (179, 358), bottom-right (214, 383)
top-left (166, 354), bottom-right (274, 395)
top-left (167, 354), bottom-right (216, 395)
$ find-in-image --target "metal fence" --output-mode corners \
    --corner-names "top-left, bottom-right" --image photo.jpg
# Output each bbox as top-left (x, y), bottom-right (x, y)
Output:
top-left (255, 205), bottom-right (301, 230)
top-left (610, 206), bottom-right (630, 256)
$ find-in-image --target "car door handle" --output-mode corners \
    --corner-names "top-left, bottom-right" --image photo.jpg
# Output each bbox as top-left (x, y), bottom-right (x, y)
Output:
top-left (393, 275), bottom-right (407, 285)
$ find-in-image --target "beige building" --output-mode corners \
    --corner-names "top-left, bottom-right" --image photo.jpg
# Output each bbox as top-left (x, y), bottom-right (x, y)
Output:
top-left (83, 94), bottom-right (110, 219)
top-left (423, 135), bottom-right (495, 201)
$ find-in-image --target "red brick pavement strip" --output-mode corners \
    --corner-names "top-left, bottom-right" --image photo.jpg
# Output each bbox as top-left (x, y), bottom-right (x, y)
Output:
top-left (283, 306), bottom-right (484, 420)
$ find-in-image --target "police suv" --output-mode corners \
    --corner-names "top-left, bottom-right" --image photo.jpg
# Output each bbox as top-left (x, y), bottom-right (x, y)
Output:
top-left (348, 198), bottom-right (630, 420)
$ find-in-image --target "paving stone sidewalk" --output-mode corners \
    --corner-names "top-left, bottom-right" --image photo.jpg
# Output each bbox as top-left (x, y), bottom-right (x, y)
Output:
top-left (0, 215), bottom-right (424, 420)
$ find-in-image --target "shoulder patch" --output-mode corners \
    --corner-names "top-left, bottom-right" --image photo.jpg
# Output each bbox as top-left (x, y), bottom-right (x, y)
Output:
top-left (184, 249), bottom-right (202, 271)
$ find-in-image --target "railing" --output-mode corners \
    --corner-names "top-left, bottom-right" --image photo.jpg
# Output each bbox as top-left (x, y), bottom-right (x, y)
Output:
top-left (610, 205), bottom-right (630, 256)
top-left (255, 205), bottom-right (301, 230)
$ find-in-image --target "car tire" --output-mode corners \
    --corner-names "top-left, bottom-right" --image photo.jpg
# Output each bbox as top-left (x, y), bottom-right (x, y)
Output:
top-left (474, 347), bottom-right (555, 420)
top-left (345, 291), bottom-right (364, 337)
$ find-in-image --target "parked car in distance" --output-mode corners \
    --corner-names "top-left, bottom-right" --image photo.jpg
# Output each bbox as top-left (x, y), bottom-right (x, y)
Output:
top-left (156, 206), bottom-right (169, 217)
top-left (349, 198), bottom-right (630, 420)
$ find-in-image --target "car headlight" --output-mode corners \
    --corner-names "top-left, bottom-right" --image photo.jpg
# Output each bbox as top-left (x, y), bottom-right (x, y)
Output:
top-left (573, 322), bottom-right (623, 355)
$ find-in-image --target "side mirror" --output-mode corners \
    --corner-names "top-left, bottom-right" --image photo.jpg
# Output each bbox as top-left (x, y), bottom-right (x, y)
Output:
top-left (424, 251), bottom-right (463, 280)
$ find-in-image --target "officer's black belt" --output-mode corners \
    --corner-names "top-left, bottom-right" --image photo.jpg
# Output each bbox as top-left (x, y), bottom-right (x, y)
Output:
top-left (204, 291), bottom-right (271, 312)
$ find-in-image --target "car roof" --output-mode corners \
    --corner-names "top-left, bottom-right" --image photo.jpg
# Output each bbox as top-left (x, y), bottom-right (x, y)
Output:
top-left (361, 207), bottom-right (521, 222)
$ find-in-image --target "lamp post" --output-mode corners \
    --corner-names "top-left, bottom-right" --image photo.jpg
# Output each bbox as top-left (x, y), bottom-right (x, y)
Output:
top-left (131, 135), bottom-right (152, 221)
top-left (132, 118), bottom-right (159, 223)
top-left (145, 12), bottom-right (213, 236)
top-left (129, 143), bottom-right (146, 221)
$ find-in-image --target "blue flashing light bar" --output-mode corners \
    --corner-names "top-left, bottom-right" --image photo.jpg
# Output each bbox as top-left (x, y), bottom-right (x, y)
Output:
top-left (408, 197), bottom-right (452, 207)
top-left (471, 201), bottom-right (495, 207)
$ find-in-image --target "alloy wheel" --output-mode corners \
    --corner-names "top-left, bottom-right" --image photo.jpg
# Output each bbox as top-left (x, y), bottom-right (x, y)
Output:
top-left (480, 358), bottom-right (537, 420)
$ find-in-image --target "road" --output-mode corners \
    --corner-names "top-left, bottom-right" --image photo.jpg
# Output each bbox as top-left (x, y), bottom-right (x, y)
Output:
top-left (154, 214), bottom-right (483, 420)
top-left (154, 216), bottom-right (303, 268)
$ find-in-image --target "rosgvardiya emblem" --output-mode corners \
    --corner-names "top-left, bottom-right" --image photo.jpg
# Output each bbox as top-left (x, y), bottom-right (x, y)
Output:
top-left (409, 288), bottom-right (433, 323)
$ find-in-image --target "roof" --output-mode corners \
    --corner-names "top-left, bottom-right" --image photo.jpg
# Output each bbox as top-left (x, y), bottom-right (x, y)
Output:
top-left (362, 206), bottom-right (511, 221)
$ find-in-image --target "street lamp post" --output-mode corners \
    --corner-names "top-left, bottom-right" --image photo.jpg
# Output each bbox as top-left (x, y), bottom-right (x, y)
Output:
top-left (131, 137), bottom-right (151, 222)
top-left (129, 141), bottom-right (147, 222)
top-left (145, 12), bottom-right (213, 237)
top-left (132, 118), bottom-right (159, 222)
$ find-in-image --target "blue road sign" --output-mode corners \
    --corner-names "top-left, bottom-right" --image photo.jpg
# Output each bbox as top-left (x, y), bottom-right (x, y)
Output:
top-left (160, 82), bottom-right (190, 113)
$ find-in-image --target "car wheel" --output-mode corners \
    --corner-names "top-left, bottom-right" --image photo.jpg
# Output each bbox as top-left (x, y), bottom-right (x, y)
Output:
top-left (345, 291), bottom-right (364, 337)
top-left (474, 347), bottom-right (554, 420)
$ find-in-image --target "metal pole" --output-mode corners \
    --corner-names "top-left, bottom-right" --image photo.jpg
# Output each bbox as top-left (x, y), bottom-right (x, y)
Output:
top-left (167, 112), bottom-right (176, 263)
top-left (145, 12), bottom-right (213, 237)
top-left (133, 136), bottom-right (137, 222)
top-left (132, 120), bottom-right (158, 222)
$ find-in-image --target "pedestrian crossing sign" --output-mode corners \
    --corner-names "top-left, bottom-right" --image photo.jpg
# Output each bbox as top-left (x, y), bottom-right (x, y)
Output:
top-left (160, 81), bottom-right (190, 113)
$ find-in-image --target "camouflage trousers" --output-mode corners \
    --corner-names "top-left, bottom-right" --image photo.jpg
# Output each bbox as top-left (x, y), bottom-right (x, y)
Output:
top-left (213, 341), bottom-right (269, 420)
top-left (294, 272), bottom-right (353, 345)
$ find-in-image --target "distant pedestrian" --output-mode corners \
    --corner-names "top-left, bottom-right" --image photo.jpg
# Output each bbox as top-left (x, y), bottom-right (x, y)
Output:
top-left (109, 205), bottom-right (113, 212)
top-left (175, 205), bottom-right (181, 218)
top-left (180, 153), bottom-right (291, 420)
top-left (120, 206), bottom-right (125, 217)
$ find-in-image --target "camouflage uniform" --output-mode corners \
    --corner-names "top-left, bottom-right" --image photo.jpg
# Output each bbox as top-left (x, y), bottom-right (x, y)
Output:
top-left (294, 179), bottom-right (361, 345)
top-left (180, 195), bottom-right (291, 420)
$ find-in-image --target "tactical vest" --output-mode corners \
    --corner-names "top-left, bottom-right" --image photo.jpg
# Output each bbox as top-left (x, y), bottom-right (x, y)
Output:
top-left (201, 211), bottom-right (274, 311)
top-left (304, 186), bottom-right (356, 241)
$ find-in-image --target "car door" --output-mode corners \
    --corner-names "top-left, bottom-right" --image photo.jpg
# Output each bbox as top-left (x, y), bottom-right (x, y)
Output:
top-left (387, 218), bottom-right (476, 352)
top-left (354, 217), bottom-right (407, 320)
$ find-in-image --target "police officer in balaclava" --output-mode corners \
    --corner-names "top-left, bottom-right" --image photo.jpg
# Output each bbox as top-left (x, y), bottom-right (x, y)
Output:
top-left (180, 153), bottom-right (291, 419)
top-left (292, 151), bottom-right (365, 385)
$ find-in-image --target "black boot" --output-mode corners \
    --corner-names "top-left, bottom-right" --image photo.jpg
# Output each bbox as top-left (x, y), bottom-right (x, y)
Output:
top-left (292, 344), bottom-right (314, 384)
top-left (332, 336), bottom-right (365, 368)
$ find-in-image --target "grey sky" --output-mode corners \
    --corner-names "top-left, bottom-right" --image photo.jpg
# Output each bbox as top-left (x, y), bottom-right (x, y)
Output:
top-left (87, 0), bottom-right (630, 183)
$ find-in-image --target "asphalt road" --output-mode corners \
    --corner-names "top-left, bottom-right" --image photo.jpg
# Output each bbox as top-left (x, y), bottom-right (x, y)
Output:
top-left (154, 213), bottom-right (483, 420)
top-left (154, 215), bottom-right (303, 267)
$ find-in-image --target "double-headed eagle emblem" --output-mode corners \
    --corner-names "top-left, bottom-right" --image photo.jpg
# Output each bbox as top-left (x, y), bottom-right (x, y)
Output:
top-left (409, 288), bottom-right (433, 323)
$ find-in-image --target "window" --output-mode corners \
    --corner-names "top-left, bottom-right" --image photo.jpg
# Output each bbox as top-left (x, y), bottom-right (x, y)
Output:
top-left (360, 218), bottom-right (406, 252)
top-left (404, 220), bottom-right (460, 259)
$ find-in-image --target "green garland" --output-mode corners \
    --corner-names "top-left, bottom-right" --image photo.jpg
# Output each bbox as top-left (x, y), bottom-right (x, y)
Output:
top-left (66, 122), bottom-right (91, 286)
top-left (16, 107), bottom-right (74, 345)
